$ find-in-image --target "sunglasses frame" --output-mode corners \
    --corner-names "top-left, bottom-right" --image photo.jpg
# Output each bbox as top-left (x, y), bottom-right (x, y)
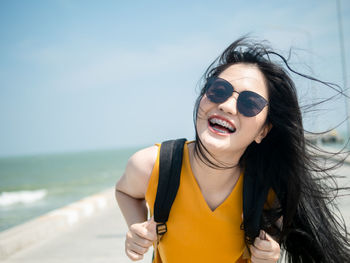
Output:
top-left (204, 77), bottom-right (269, 117)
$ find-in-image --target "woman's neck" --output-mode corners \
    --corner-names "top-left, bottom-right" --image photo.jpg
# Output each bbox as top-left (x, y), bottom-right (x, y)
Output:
top-left (187, 142), bottom-right (242, 187)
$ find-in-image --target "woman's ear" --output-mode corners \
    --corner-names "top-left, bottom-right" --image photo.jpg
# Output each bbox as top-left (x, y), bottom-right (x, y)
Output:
top-left (255, 123), bottom-right (272, 144)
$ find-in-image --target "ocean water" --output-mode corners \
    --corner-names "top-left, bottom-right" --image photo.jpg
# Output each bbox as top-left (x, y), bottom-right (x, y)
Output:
top-left (0, 146), bottom-right (141, 232)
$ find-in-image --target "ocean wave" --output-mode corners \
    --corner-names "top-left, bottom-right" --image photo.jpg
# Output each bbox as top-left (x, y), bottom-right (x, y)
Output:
top-left (0, 189), bottom-right (48, 206)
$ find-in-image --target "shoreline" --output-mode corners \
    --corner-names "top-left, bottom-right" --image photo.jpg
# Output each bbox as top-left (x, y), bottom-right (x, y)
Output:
top-left (0, 187), bottom-right (116, 260)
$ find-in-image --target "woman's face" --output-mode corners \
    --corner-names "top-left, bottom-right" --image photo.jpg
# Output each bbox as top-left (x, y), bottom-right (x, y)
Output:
top-left (196, 63), bottom-right (271, 157)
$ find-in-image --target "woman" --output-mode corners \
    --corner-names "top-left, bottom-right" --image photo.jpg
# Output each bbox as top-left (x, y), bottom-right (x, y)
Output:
top-left (115, 37), bottom-right (350, 262)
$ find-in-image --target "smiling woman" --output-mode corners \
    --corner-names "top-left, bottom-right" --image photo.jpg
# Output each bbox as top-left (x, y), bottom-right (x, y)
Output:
top-left (196, 63), bottom-right (271, 158)
top-left (115, 37), bottom-right (350, 263)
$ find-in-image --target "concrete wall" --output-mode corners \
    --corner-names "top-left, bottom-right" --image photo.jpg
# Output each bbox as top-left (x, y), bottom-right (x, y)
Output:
top-left (0, 188), bottom-right (115, 260)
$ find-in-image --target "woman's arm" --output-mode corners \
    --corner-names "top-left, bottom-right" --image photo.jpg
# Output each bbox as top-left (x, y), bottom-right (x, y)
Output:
top-left (115, 145), bottom-right (158, 225)
top-left (115, 145), bottom-right (158, 260)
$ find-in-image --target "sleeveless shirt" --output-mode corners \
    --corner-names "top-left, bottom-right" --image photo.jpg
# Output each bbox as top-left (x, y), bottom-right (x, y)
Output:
top-left (145, 141), bottom-right (250, 263)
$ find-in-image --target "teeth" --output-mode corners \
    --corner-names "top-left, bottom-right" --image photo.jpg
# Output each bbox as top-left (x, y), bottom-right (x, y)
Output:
top-left (209, 118), bottom-right (235, 132)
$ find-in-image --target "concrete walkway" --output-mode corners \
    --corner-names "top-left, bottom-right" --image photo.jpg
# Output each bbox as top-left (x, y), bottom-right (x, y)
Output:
top-left (1, 200), bottom-right (153, 263)
top-left (1, 163), bottom-right (350, 262)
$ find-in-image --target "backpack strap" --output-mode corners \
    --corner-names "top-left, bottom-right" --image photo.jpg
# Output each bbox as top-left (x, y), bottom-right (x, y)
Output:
top-left (153, 138), bottom-right (187, 239)
top-left (243, 169), bottom-right (270, 242)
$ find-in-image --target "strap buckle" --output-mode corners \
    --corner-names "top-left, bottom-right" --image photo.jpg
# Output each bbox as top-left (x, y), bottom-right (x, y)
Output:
top-left (156, 223), bottom-right (167, 236)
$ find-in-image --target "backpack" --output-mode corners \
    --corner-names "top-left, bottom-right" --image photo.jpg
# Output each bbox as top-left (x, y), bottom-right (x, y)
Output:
top-left (153, 138), bottom-right (269, 249)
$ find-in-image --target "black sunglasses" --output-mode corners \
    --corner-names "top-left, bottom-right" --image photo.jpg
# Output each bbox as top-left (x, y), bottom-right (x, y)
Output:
top-left (204, 77), bottom-right (268, 117)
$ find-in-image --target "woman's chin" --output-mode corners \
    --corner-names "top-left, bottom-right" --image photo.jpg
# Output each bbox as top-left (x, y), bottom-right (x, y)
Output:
top-left (199, 130), bottom-right (249, 155)
top-left (199, 132), bottom-right (231, 152)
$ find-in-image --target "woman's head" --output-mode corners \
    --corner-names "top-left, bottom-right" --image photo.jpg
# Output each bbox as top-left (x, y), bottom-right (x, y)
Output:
top-left (196, 63), bottom-right (272, 159)
top-left (193, 37), bottom-right (303, 169)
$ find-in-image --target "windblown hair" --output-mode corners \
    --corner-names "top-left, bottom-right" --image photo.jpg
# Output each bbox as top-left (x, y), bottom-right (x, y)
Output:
top-left (193, 37), bottom-right (350, 262)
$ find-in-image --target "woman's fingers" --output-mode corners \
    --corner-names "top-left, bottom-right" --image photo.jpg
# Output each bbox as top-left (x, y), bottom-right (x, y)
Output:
top-left (250, 245), bottom-right (278, 261)
top-left (142, 216), bottom-right (157, 241)
top-left (126, 239), bottom-right (149, 254)
top-left (250, 230), bottom-right (280, 263)
top-left (125, 248), bottom-right (144, 261)
top-left (127, 229), bottom-right (153, 248)
top-left (125, 217), bottom-right (157, 261)
top-left (259, 229), bottom-right (266, 240)
top-left (254, 231), bottom-right (279, 252)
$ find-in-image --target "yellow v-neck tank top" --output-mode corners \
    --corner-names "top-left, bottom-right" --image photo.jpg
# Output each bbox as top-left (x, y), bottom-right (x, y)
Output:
top-left (145, 141), bottom-right (249, 263)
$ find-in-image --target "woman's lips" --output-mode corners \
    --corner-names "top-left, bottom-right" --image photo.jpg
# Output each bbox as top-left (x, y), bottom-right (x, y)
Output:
top-left (208, 115), bottom-right (236, 136)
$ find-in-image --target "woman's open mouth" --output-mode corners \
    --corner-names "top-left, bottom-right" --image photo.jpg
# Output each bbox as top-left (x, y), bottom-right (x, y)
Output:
top-left (208, 116), bottom-right (236, 135)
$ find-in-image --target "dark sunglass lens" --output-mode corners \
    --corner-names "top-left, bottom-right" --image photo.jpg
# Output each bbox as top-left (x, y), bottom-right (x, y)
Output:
top-left (206, 79), bottom-right (232, 103)
top-left (237, 91), bottom-right (268, 117)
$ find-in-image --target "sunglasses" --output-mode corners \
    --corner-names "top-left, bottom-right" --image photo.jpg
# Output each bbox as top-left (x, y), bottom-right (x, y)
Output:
top-left (204, 77), bottom-right (268, 117)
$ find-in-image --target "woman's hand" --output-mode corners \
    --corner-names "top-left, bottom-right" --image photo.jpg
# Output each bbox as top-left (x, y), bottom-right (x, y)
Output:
top-left (125, 217), bottom-right (157, 261)
top-left (250, 230), bottom-right (280, 263)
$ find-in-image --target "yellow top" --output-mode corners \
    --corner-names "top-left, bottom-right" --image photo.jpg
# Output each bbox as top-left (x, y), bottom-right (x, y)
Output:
top-left (146, 141), bottom-right (250, 263)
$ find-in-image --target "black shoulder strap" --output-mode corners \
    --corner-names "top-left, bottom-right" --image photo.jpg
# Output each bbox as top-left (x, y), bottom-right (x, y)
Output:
top-left (153, 138), bottom-right (186, 234)
top-left (243, 169), bottom-right (270, 241)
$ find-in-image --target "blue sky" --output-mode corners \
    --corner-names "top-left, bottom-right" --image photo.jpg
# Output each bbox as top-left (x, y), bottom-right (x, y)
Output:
top-left (1, 0), bottom-right (349, 157)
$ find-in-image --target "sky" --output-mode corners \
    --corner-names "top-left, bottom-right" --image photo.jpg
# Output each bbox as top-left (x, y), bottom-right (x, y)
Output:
top-left (0, 0), bottom-right (349, 157)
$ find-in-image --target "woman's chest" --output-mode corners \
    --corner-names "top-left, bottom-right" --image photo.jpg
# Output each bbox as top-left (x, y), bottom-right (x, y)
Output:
top-left (157, 171), bottom-right (246, 263)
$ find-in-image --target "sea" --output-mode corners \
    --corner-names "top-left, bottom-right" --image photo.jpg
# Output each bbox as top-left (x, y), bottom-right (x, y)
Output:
top-left (0, 146), bottom-right (141, 232)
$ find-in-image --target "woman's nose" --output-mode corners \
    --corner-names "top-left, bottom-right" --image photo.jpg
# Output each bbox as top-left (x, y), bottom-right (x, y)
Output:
top-left (218, 94), bottom-right (238, 115)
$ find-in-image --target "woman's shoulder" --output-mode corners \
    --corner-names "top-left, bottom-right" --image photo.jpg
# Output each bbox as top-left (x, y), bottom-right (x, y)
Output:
top-left (128, 145), bottom-right (159, 176)
top-left (116, 145), bottom-right (159, 198)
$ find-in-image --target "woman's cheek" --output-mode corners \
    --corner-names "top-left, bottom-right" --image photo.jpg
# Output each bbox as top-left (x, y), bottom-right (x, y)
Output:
top-left (199, 96), bottom-right (216, 113)
top-left (196, 99), bottom-right (210, 120)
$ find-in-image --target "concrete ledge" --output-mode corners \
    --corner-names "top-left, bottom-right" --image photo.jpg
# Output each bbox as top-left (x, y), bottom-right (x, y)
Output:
top-left (0, 188), bottom-right (115, 260)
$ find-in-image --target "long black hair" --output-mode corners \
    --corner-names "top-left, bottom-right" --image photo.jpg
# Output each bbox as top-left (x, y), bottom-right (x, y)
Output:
top-left (193, 37), bottom-right (350, 262)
